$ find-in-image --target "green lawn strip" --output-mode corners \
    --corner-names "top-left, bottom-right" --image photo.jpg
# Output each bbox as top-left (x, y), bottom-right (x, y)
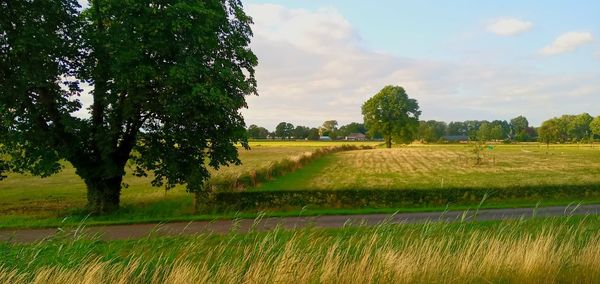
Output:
top-left (254, 154), bottom-right (336, 191)
top-left (1, 198), bottom-right (598, 229)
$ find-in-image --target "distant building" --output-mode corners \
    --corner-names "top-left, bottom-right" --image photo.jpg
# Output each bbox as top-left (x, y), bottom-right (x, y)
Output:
top-left (442, 135), bottom-right (469, 142)
top-left (319, 136), bottom-right (332, 141)
top-left (345, 133), bottom-right (366, 141)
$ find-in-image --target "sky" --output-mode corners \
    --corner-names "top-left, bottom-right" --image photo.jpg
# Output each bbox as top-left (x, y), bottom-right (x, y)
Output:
top-left (240, 0), bottom-right (600, 129)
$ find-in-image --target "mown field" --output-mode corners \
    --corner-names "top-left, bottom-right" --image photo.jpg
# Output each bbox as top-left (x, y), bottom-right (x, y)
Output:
top-left (257, 144), bottom-right (600, 190)
top-left (1, 216), bottom-right (599, 283)
top-left (0, 141), bottom-right (378, 228)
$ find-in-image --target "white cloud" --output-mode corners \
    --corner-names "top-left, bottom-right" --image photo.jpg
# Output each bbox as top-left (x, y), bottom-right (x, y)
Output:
top-left (540, 32), bottom-right (594, 55)
top-left (243, 4), bottom-right (600, 129)
top-left (486, 18), bottom-right (532, 36)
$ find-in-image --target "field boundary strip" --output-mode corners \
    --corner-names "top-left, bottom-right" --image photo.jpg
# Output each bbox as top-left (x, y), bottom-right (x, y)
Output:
top-left (207, 184), bottom-right (600, 212)
top-left (207, 144), bottom-right (375, 192)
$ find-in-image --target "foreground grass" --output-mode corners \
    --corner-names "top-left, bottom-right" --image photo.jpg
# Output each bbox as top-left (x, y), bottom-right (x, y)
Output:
top-left (257, 144), bottom-right (600, 191)
top-left (1, 216), bottom-right (600, 283)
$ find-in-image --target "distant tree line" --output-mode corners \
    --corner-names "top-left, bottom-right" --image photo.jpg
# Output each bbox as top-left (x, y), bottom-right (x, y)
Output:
top-left (538, 113), bottom-right (600, 145)
top-left (246, 120), bottom-right (375, 140)
top-left (417, 115), bottom-right (536, 143)
top-left (248, 112), bottom-right (600, 144)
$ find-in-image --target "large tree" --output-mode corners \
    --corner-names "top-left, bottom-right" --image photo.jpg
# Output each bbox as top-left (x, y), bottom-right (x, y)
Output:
top-left (293, 125), bottom-right (310, 139)
top-left (538, 118), bottom-right (561, 149)
top-left (510, 115), bottom-right (529, 141)
top-left (567, 113), bottom-right (593, 141)
top-left (247, 125), bottom-right (270, 139)
top-left (275, 122), bottom-right (294, 140)
top-left (362, 86), bottom-right (421, 148)
top-left (0, 0), bottom-right (257, 214)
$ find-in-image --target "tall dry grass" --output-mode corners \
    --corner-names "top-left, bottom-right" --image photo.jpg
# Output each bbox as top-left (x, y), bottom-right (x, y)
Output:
top-left (2, 218), bottom-right (599, 283)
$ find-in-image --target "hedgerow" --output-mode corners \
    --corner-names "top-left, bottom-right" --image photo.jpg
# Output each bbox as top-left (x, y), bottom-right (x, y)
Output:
top-left (205, 184), bottom-right (600, 212)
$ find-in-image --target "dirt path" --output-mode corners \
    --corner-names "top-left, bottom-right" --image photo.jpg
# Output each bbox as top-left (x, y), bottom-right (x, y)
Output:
top-left (1, 204), bottom-right (599, 243)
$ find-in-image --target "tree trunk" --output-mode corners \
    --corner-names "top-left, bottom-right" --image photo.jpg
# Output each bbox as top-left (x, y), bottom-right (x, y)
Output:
top-left (385, 137), bottom-right (392, 148)
top-left (85, 176), bottom-right (122, 214)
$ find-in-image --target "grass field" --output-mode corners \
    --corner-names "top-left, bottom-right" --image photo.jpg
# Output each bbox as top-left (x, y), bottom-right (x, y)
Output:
top-left (0, 141), bottom-right (378, 227)
top-left (257, 144), bottom-right (600, 191)
top-left (1, 216), bottom-right (599, 283)
top-left (2, 142), bottom-right (600, 228)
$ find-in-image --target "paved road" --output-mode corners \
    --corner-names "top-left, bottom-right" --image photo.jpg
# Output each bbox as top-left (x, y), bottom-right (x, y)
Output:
top-left (1, 204), bottom-right (599, 243)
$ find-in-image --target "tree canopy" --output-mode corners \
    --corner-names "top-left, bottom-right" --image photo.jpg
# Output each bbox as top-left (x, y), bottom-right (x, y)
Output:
top-left (591, 116), bottom-right (600, 139)
top-left (538, 118), bottom-right (561, 146)
top-left (362, 86), bottom-right (421, 148)
top-left (247, 125), bottom-right (270, 139)
top-left (319, 120), bottom-right (338, 138)
top-left (510, 116), bottom-right (529, 140)
top-left (0, 0), bottom-right (257, 214)
top-left (338, 122), bottom-right (367, 138)
top-left (275, 122), bottom-right (294, 139)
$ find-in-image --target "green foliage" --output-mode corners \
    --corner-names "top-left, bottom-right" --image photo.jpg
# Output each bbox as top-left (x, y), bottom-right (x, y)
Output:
top-left (567, 113), bottom-right (593, 141)
top-left (247, 125), bottom-right (270, 139)
top-left (537, 113), bottom-right (593, 144)
top-left (337, 122), bottom-right (367, 137)
top-left (362, 86), bottom-right (421, 148)
top-left (319, 120), bottom-right (338, 138)
top-left (417, 120), bottom-right (447, 143)
top-left (0, 159), bottom-right (7, 181)
top-left (510, 115), bottom-right (529, 141)
top-left (538, 118), bottom-right (562, 145)
top-left (591, 116), bottom-right (600, 139)
top-left (208, 184), bottom-right (600, 212)
top-left (275, 122), bottom-right (294, 139)
top-left (474, 122), bottom-right (504, 142)
top-left (307, 128), bottom-right (321, 140)
top-left (476, 122), bottom-right (491, 142)
top-left (0, 0), bottom-right (257, 213)
top-left (0, 0), bottom-right (82, 178)
top-left (292, 125), bottom-right (311, 139)
top-left (447, 121), bottom-right (466, 136)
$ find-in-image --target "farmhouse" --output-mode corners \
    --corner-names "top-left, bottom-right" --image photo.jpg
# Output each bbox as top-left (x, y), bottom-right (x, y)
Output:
top-left (345, 133), bottom-right (366, 141)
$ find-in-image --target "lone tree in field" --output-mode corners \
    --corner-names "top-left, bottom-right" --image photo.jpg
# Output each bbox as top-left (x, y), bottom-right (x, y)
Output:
top-left (510, 115), bottom-right (529, 141)
top-left (0, 0), bottom-right (257, 214)
top-left (538, 118), bottom-right (561, 152)
top-left (275, 122), bottom-right (294, 140)
top-left (362, 86), bottom-right (421, 148)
